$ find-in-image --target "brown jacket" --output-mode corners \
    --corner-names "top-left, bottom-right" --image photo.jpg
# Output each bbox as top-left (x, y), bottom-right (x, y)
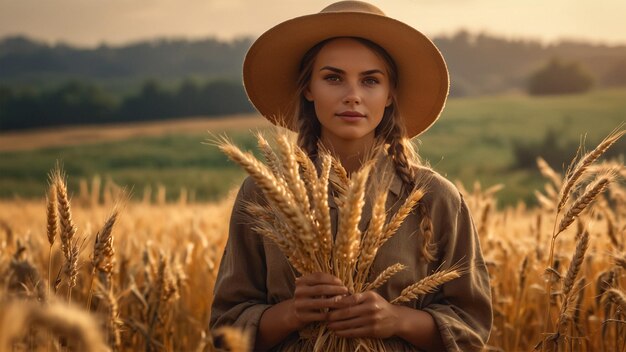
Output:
top-left (210, 161), bottom-right (492, 351)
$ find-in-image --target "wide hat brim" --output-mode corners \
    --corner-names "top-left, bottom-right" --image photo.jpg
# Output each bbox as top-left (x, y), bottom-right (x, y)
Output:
top-left (243, 4), bottom-right (449, 138)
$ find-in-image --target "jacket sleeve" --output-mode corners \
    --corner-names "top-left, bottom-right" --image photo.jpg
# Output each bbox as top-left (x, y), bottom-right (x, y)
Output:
top-left (209, 177), bottom-right (272, 347)
top-left (421, 192), bottom-right (493, 352)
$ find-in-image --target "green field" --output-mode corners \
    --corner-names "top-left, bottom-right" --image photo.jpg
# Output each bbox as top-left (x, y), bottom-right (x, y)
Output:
top-left (1, 88), bottom-right (624, 205)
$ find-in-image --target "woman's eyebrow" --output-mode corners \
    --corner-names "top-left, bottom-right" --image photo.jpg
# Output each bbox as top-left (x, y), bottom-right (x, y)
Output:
top-left (361, 69), bottom-right (385, 76)
top-left (319, 66), bottom-right (344, 73)
top-left (319, 66), bottom-right (385, 76)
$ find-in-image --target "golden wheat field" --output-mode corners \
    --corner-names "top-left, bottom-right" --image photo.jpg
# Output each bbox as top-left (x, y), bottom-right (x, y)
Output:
top-left (0, 131), bottom-right (625, 352)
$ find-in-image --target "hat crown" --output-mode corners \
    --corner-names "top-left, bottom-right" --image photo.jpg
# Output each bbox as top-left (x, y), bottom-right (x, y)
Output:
top-left (320, 1), bottom-right (385, 16)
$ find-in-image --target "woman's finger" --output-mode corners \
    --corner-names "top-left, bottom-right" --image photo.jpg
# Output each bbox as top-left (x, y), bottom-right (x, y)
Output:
top-left (296, 272), bottom-right (343, 286)
top-left (332, 326), bottom-right (372, 339)
top-left (326, 316), bottom-right (371, 331)
top-left (294, 311), bottom-right (328, 323)
top-left (327, 292), bottom-right (366, 309)
top-left (294, 295), bottom-right (343, 311)
top-left (294, 284), bottom-right (348, 298)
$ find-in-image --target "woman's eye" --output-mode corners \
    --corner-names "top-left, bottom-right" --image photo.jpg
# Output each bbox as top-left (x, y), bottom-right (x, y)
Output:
top-left (324, 75), bottom-right (341, 82)
top-left (363, 77), bottom-right (379, 85)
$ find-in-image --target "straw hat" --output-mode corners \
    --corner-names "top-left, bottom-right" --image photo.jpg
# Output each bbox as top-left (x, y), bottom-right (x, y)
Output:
top-left (243, 0), bottom-right (449, 138)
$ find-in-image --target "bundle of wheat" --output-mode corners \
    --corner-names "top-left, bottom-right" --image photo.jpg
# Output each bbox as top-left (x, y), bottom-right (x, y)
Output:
top-left (217, 131), bottom-right (460, 351)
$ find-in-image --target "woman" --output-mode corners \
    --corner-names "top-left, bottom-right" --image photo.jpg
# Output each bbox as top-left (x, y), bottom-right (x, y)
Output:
top-left (211, 1), bottom-right (492, 351)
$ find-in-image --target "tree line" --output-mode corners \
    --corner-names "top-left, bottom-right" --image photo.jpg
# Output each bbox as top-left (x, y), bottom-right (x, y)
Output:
top-left (0, 79), bottom-right (254, 130)
top-left (3, 32), bottom-right (626, 97)
top-left (2, 32), bottom-right (626, 130)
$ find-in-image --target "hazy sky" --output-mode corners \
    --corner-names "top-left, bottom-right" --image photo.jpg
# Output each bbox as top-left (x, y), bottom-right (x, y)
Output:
top-left (2, 0), bottom-right (626, 47)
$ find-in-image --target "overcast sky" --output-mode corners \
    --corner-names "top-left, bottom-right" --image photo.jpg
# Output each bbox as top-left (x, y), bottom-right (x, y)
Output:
top-left (1, 0), bottom-right (626, 47)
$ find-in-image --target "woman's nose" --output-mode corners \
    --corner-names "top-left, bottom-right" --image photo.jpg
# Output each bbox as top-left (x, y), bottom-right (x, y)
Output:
top-left (343, 83), bottom-right (362, 105)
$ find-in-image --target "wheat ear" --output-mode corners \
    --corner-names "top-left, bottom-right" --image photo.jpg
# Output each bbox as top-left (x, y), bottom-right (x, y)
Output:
top-left (276, 134), bottom-right (311, 213)
top-left (356, 189), bottom-right (389, 289)
top-left (46, 183), bottom-right (58, 246)
top-left (381, 186), bottom-right (426, 246)
top-left (219, 142), bottom-right (315, 244)
top-left (87, 210), bottom-right (118, 309)
top-left (96, 281), bottom-right (122, 351)
top-left (64, 239), bottom-right (79, 303)
top-left (313, 153), bottom-right (333, 268)
top-left (603, 288), bottom-right (626, 311)
top-left (365, 263), bottom-right (406, 291)
top-left (334, 163), bottom-right (371, 285)
top-left (215, 327), bottom-right (250, 352)
top-left (557, 278), bottom-right (585, 328)
top-left (391, 268), bottom-right (461, 304)
top-left (256, 132), bottom-right (283, 178)
top-left (46, 181), bottom-right (58, 298)
top-left (53, 165), bottom-right (77, 262)
top-left (562, 230), bottom-right (589, 297)
top-left (557, 128), bottom-right (625, 211)
top-left (537, 157), bottom-right (562, 188)
top-left (0, 300), bottom-right (109, 352)
top-left (329, 154), bottom-right (349, 208)
top-left (557, 176), bottom-right (611, 235)
top-left (613, 253), bottom-right (626, 270)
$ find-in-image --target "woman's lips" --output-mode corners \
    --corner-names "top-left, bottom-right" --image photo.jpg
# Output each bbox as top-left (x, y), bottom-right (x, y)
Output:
top-left (336, 111), bottom-right (366, 122)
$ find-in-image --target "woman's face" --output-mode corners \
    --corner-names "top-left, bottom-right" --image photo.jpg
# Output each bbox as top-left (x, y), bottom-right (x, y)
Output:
top-left (304, 38), bottom-right (393, 145)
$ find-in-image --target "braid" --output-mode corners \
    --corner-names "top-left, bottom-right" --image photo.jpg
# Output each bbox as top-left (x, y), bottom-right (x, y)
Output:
top-left (295, 99), bottom-right (320, 160)
top-left (375, 99), bottom-right (419, 190)
top-left (417, 203), bottom-right (437, 262)
top-left (388, 131), bottom-right (416, 188)
top-left (375, 96), bottom-right (436, 262)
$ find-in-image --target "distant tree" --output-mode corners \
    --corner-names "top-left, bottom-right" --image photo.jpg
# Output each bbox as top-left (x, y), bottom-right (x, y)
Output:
top-left (603, 59), bottom-right (626, 87)
top-left (527, 58), bottom-right (594, 95)
top-left (118, 80), bottom-right (174, 121)
top-left (176, 78), bottom-right (202, 116)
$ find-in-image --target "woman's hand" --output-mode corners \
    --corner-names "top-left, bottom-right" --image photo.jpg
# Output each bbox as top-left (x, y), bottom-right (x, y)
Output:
top-left (326, 290), bottom-right (401, 339)
top-left (287, 272), bottom-right (349, 331)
